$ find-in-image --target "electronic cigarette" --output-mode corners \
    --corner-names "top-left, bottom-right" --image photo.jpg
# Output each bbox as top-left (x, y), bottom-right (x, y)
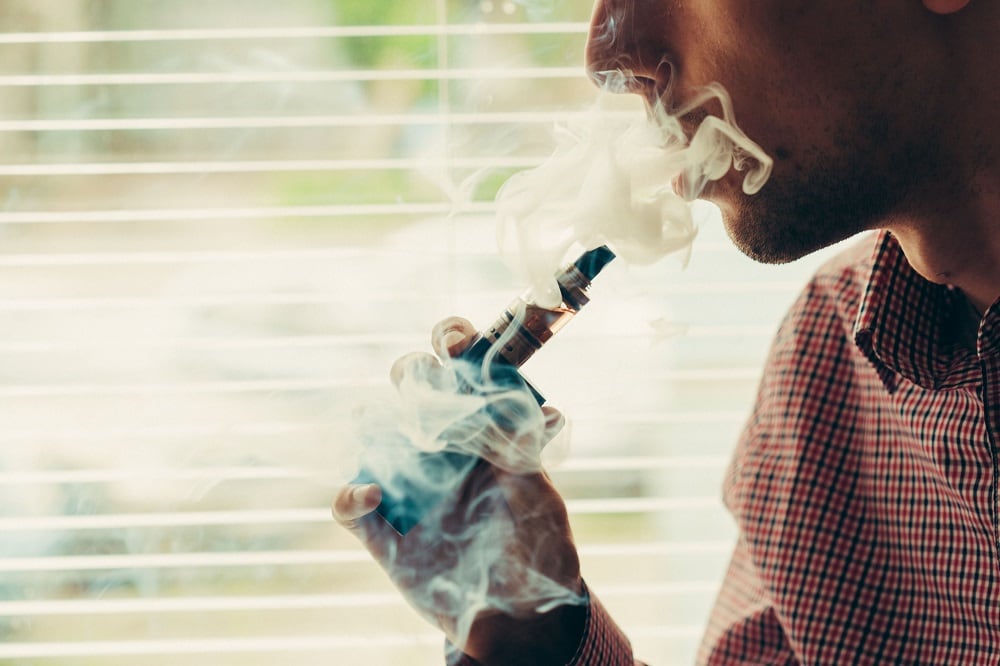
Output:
top-left (357, 245), bottom-right (616, 535)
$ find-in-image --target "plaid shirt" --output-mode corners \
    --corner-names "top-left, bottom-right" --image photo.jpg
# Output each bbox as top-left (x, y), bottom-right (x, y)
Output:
top-left (451, 230), bottom-right (1000, 664)
top-left (699, 230), bottom-right (1000, 664)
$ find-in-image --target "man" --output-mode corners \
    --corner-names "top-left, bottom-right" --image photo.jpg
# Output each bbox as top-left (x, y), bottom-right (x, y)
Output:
top-left (336, 0), bottom-right (1000, 663)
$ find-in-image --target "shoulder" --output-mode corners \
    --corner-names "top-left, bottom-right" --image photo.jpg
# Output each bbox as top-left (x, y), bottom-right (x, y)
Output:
top-left (723, 233), bottom-right (882, 515)
top-left (811, 231), bottom-right (880, 302)
top-left (778, 231), bottom-right (879, 347)
top-left (750, 232), bottom-right (882, 418)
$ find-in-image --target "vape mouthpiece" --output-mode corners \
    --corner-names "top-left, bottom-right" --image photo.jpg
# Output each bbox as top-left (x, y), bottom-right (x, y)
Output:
top-left (575, 245), bottom-right (616, 280)
top-left (556, 245), bottom-right (615, 312)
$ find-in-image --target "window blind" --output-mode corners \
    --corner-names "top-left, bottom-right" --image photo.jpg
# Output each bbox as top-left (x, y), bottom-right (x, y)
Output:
top-left (0, 1), bottom-right (840, 663)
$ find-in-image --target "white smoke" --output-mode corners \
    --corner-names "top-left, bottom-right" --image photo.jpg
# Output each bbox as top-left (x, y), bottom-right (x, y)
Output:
top-left (496, 75), bottom-right (772, 307)
top-left (353, 69), bottom-right (772, 653)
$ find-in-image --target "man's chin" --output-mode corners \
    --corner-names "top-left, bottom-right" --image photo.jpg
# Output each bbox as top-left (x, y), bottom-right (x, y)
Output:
top-left (725, 228), bottom-right (806, 265)
top-left (719, 202), bottom-right (852, 265)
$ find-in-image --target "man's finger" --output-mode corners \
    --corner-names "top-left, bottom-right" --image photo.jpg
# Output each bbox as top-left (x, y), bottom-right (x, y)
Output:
top-left (389, 351), bottom-right (442, 389)
top-left (431, 316), bottom-right (477, 358)
top-left (332, 483), bottom-right (382, 530)
top-left (332, 483), bottom-right (405, 566)
top-left (541, 406), bottom-right (566, 444)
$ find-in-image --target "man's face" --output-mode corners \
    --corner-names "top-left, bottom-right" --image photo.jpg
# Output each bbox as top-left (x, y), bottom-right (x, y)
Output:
top-left (587, 1), bottom-right (950, 263)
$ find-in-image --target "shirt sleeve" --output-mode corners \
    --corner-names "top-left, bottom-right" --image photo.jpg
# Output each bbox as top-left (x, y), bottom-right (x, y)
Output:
top-left (696, 538), bottom-right (798, 666)
top-left (565, 586), bottom-right (636, 665)
top-left (445, 582), bottom-right (641, 666)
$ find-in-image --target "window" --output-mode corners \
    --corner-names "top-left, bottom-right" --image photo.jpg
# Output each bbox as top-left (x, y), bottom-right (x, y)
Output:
top-left (1, 1), bottom-right (840, 664)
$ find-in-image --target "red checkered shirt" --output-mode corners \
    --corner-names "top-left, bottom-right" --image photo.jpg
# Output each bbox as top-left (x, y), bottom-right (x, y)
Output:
top-left (451, 230), bottom-right (1000, 664)
top-left (699, 230), bottom-right (1000, 664)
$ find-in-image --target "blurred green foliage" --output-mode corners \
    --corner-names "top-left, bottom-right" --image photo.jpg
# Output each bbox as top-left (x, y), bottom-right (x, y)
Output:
top-left (277, 170), bottom-right (441, 206)
top-left (328, 2), bottom-right (438, 70)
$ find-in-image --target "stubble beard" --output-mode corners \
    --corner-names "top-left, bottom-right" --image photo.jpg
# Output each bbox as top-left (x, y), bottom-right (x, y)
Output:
top-left (722, 164), bottom-right (881, 264)
top-left (720, 110), bottom-right (947, 265)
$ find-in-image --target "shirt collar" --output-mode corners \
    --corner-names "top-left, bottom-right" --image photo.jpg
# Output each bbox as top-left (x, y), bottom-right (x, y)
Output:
top-left (853, 231), bottom-right (982, 391)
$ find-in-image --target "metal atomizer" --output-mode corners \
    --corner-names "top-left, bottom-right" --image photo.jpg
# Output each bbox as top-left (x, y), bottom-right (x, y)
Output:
top-left (357, 245), bottom-right (616, 535)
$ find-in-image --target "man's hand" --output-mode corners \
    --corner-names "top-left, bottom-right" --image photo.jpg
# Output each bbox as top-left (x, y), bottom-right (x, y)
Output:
top-left (333, 317), bottom-right (588, 665)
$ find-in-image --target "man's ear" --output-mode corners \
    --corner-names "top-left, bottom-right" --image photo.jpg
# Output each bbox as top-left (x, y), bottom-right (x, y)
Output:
top-left (923, 0), bottom-right (971, 14)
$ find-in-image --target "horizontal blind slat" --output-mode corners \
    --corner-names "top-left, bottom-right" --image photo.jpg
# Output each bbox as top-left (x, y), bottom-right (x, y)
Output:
top-left (0, 456), bottom-right (730, 486)
top-left (0, 203), bottom-right (495, 223)
top-left (0, 581), bottom-right (720, 616)
top-left (0, 23), bottom-right (590, 45)
top-left (0, 541), bottom-right (734, 573)
top-left (0, 157), bottom-right (541, 176)
top-left (0, 625), bottom-right (708, 659)
top-left (0, 498), bottom-right (722, 533)
top-left (1, 412), bottom-right (745, 443)
top-left (0, 593), bottom-right (404, 615)
top-left (0, 286), bottom-right (802, 309)
top-left (0, 66), bottom-right (583, 87)
top-left (0, 327), bottom-right (770, 352)
top-left (0, 370), bottom-right (758, 398)
top-left (0, 635), bottom-right (446, 659)
top-left (0, 110), bottom-right (617, 132)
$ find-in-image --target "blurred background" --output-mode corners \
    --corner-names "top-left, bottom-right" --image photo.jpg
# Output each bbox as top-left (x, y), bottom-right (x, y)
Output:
top-left (0, 1), bottom-right (842, 664)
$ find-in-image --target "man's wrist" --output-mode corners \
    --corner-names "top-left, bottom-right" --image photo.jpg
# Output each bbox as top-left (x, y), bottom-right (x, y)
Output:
top-left (452, 584), bottom-right (590, 665)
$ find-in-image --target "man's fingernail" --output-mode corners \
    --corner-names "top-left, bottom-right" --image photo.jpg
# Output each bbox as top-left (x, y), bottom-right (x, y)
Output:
top-left (352, 484), bottom-right (380, 507)
top-left (442, 330), bottom-right (465, 350)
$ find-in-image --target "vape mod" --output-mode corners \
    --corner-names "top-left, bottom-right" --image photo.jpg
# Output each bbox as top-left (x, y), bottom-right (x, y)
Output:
top-left (357, 245), bottom-right (615, 535)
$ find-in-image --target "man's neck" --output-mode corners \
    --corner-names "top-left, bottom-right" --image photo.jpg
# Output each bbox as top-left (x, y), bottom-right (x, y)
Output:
top-left (888, 187), bottom-right (1000, 314)
top-left (886, 9), bottom-right (1000, 315)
